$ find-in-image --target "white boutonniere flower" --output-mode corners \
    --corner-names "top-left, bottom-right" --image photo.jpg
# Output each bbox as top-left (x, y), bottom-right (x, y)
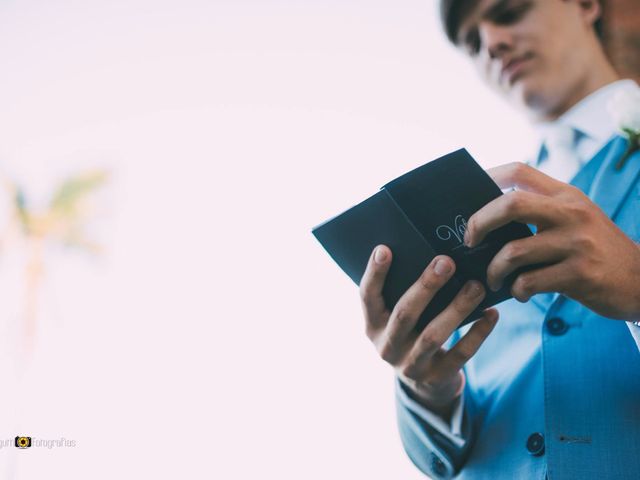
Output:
top-left (608, 88), bottom-right (640, 170)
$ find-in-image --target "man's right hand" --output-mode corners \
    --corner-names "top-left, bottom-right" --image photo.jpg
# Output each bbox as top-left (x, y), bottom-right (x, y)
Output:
top-left (360, 245), bottom-right (499, 421)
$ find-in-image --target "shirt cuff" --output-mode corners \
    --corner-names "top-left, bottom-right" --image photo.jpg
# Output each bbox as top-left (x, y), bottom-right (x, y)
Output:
top-left (396, 377), bottom-right (466, 449)
top-left (626, 321), bottom-right (640, 351)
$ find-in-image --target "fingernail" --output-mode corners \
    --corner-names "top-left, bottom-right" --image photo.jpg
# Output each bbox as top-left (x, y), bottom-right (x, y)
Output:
top-left (464, 229), bottom-right (471, 247)
top-left (464, 281), bottom-right (484, 297)
top-left (374, 247), bottom-right (388, 264)
top-left (490, 280), bottom-right (502, 292)
top-left (434, 258), bottom-right (452, 276)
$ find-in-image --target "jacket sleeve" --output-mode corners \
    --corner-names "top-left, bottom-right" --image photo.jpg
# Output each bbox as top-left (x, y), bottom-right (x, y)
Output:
top-left (395, 375), bottom-right (478, 479)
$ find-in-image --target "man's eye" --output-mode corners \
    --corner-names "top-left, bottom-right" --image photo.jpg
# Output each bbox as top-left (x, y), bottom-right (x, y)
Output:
top-left (494, 3), bottom-right (531, 25)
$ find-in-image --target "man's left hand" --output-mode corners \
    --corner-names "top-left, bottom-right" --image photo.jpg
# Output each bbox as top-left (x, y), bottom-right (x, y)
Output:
top-left (463, 162), bottom-right (640, 320)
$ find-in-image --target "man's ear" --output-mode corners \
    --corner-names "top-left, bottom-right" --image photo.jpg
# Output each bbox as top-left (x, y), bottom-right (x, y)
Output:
top-left (576, 0), bottom-right (603, 28)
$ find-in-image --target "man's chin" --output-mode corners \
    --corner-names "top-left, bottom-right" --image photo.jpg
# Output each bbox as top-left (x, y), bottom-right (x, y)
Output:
top-left (510, 82), bottom-right (554, 116)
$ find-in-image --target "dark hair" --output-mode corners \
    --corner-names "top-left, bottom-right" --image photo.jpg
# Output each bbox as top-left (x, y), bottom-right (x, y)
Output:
top-left (439, 0), bottom-right (605, 46)
top-left (439, 0), bottom-right (474, 45)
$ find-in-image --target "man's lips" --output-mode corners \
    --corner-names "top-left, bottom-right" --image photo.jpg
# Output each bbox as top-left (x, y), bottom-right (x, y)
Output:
top-left (501, 53), bottom-right (534, 85)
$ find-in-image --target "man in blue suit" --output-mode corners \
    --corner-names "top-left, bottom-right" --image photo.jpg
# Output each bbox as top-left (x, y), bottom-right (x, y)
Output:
top-left (359, 0), bottom-right (640, 478)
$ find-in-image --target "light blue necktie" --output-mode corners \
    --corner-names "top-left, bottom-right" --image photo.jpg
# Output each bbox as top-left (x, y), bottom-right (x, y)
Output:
top-left (537, 125), bottom-right (584, 183)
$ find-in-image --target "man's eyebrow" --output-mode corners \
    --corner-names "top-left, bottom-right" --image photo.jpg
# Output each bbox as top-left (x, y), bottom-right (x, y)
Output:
top-left (456, 0), bottom-right (517, 44)
top-left (484, 0), bottom-right (514, 20)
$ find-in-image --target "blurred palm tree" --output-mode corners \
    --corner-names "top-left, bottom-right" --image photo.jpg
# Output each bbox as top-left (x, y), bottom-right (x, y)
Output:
top-left (3, 169), bottom-right (110, 352)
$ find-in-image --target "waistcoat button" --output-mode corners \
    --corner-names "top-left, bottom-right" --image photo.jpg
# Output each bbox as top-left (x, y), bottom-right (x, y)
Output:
top-left (546, 317), bottom-right (568, 335)
top-left (526, 432), bottom-right (545, 456)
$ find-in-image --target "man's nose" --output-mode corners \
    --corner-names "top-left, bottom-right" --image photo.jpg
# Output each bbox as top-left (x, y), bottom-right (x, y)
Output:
top-left (478, 22), bottom-right (514, 59)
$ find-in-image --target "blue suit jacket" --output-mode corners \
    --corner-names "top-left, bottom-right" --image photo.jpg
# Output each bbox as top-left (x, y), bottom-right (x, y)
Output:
top-left (396, 136), bottom-right (640, 479)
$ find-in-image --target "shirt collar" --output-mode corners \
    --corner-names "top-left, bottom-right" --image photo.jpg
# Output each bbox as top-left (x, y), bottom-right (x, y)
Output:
top-left (534, 79), bottom-right (640, 145)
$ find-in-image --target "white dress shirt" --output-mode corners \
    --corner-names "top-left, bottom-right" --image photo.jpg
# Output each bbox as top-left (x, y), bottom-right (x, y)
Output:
top-left (401, 79), bottom-right (640, 445)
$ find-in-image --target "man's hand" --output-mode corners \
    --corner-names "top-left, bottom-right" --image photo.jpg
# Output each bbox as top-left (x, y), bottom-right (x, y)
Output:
top-left (464, 162), bottom-right (640, 320)
top-left (360, 246), bottom-right (499, 420)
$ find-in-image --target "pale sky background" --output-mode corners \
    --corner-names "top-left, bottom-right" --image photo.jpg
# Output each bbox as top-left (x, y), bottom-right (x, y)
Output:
top-left (0, 1), bottom-right (534, 478)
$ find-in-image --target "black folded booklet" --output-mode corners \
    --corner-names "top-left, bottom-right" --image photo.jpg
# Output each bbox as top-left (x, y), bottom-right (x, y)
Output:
top-left (312, 148), bottom-right (534, 331)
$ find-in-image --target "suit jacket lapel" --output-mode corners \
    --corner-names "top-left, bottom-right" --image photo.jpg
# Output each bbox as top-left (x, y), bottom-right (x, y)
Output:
top-left (588, 136), bottom-right (640, 219)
